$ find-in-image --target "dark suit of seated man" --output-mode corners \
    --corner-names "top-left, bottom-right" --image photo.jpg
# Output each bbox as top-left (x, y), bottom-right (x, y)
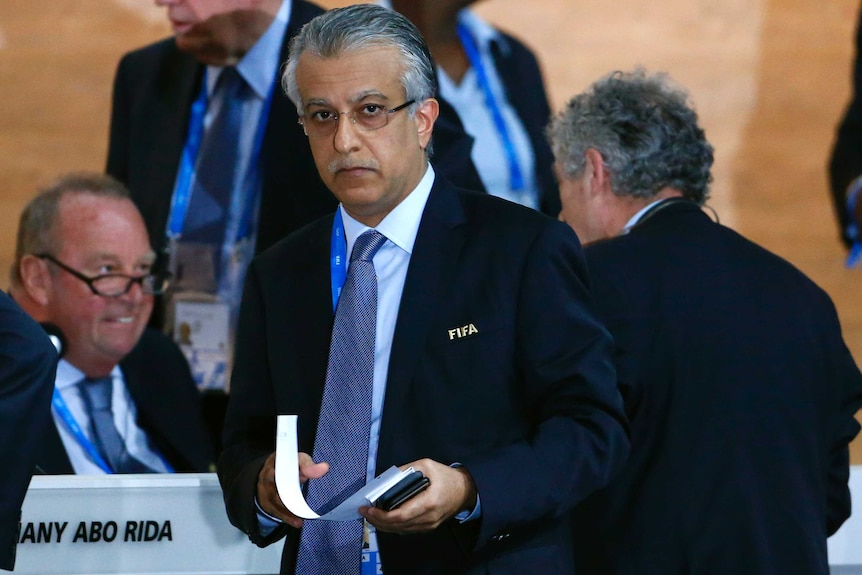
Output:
top-left (0, 290), bottom-right (56, 571)
top-left (9, 173), bottom-right (213, 475)
top-left (216, 5), bottom-right (629, 575)
top-left (548, 69), bottom-right (862, 575)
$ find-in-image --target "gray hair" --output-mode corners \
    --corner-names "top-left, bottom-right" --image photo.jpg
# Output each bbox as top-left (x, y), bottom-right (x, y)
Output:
top-left (281, 4), bottom-right (436, 116)
top-left (11, 172), bottom-right (132, 286)
top-left (547, 69), bottom-right (714, 205)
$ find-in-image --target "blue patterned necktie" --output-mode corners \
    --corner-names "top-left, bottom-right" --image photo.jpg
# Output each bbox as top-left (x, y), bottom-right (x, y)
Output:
top-left (295, 230), bottom-right (388, 575)
top-left (183, 66), bottom-right (251, 247)
top-left (78, 377), bottom-right (154, 474)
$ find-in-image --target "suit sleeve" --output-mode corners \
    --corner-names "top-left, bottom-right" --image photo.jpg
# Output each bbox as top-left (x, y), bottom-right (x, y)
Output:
top-left (106, 52), bottom-right (132, 183)
top-left (822, 296), bottom-right (862, 535)
top-left (460, 221), bottom-right (630, 549)
top-left (217, 261), bottom-right (289, 547)
top-left (0, 293), bottom-right (56, 571)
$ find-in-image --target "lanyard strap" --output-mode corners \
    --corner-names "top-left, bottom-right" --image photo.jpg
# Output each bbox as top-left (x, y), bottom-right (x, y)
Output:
top-left (52, 387), bottom-right (175, 474)
top-left (166, 68), bottom-right (275, 244)
top-left (456, 22), bottom-right (525, 192)
top-left (53, 388), bottom-right (112, 473)
top-left (846, 181), bottom-right (862, 268)
top-left (330, 209), bottom-right (348, 312)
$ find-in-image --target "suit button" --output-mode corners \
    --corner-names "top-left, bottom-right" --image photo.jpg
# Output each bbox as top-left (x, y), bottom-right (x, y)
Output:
top-left (492, 533), bottom-right (511, 541)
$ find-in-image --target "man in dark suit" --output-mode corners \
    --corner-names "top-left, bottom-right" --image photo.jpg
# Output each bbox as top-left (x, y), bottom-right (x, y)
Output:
top-left (9, 173), bottom-right (212, 475)
top-left (548, 69), bottom-right (862, 574)
top-left (217, 5), bottom-right (629, 575)
top-left (0, 291), bottom-right (56, 571)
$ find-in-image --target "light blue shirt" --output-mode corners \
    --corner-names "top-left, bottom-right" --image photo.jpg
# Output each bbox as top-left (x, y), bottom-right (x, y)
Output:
top-left (52, 359), bottom-right (171, 474)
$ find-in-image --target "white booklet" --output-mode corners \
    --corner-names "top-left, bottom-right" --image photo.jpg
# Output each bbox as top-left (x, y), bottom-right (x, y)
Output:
top-left (274, 414), bottom-right (416, 521)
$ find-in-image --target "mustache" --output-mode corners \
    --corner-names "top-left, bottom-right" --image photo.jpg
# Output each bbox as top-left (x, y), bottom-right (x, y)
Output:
top-left (327, 159), bottom-right (379, 174)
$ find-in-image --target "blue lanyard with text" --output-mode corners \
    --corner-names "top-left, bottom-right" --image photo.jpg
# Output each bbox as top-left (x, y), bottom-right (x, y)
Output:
top-left (51, 387), bottom-right (175, 474)
top-left (52, 388), bottom-right (112, 473)
top-left (457, 21), bottom-right (525, 192)
top-left (166, 68), bottom-right (275, 244)
top-left (330, 209), bottom-right (348, 312)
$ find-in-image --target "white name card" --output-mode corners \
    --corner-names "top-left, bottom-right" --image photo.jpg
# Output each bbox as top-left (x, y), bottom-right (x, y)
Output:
top-left (15, 473), bottom-right (281, 574)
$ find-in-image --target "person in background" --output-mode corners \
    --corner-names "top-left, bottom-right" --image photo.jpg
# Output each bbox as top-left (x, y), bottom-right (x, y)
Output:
top-left (217, 5), bottom-right (628, 574)
top-left (384, 0), bottom-right (560, 216)
top-left (106, 0), bottom-right (486, 446)
top-left (9, 172), bottom-right (213, 475)
top-left (548, 68), bottom-right (862, 575)
top-left (0, 290), bottom-right (56, 571)
top-left (830, 5), bottom-right (862, 266)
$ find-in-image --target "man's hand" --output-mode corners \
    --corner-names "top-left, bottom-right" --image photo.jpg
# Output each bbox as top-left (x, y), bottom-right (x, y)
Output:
top-left (359, 458), bottom-right (477, 534)
top-left (256, 452), bottom-right (329, 529)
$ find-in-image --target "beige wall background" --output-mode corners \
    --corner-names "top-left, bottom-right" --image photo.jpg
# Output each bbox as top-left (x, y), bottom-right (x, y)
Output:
top-left (1, 0), bottom-right (861, 459)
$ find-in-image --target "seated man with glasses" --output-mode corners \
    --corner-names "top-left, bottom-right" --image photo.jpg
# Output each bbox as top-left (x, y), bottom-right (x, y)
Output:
top-left (8, 172), bottom-right (213, 474)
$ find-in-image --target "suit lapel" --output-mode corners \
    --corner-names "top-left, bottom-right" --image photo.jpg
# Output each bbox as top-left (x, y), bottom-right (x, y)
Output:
top-left (377, 180), bottom-right (466, 467)
top-left (141, 47), bottom-right (202, 252)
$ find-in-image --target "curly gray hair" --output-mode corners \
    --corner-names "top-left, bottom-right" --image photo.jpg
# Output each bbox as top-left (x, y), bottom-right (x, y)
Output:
top-left (547, 69), bottom-right (714, 205)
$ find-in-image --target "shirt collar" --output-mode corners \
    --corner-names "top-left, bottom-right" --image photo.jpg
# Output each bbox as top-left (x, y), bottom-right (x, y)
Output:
top-left (55, 359), bottom-right (122, 390)
top-left (205, 0), bottom-right (291, 100)
top-left (340, 163), bottom-right (435, 257)
top-left (457, 9), bottom-right (502, 50)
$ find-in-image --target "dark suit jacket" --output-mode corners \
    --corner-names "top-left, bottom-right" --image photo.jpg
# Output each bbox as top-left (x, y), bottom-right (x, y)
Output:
top-left (829, 7), bottom-right (862, 248)
top-left (0, 292), bottom-right (56, 571)
top-left (105, 0), bottom-right (485, 264)
top-left (574, 200), bottom-right (862, 575)
top-left (217, 178), bottom-right (629, 575)
top-left (487, 29), bottom-right (560, 218)
top-left (35, 328), bottom-right (213, 475)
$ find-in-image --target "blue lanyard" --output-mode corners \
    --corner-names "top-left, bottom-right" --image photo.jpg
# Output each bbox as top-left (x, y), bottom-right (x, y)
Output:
top-left (846, 187), bottom-right (862, 268)
top-left (330, 209), bottom-right (348, 311)
top-left (166, 68), bottom-right (275, 244)
top-left (456, 22), bottom-right (525, 192)
top-left (52, 388), bottom-right (112, 473)
top-left (51, 387), bottom-right (175, 474)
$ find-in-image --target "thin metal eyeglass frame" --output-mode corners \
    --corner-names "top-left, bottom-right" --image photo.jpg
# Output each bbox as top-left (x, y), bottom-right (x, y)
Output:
top-left (298, 99), bottom-right (416, 137)
top-left (35, 253), bottom-right (168, 297)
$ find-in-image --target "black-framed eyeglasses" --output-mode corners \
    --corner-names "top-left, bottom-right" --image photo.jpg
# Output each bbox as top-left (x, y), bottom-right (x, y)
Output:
top-left (36, 254), bottom-right (170, 297)
top-left (298, 99), bottom-right (416, 138)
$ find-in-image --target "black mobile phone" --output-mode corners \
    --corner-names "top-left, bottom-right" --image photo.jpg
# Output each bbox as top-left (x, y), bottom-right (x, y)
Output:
top-left (375, 470), bottom-right (430, 512)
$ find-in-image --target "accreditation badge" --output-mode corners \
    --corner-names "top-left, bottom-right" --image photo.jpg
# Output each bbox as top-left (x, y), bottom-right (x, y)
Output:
top-left (172, 298), bottom-right (230, 391)
top-left (362, 520), bottom-right (383, 575)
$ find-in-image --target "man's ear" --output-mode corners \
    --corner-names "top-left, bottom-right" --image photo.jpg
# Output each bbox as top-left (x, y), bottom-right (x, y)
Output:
top-left (18, 254), bottom-right (53, 306)
top-left (583, 148), bottom-right (609, 197)
top-left (415, 97), bottom-right (440, 151)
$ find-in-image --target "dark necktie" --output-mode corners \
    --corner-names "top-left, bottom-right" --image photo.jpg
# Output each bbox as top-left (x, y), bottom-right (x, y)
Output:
top-left (183, 66), bottom-right (251, 246)
top-left (78, 377), bottom-right (154, 474)
top-left (295, 230), bottom-right (388, 575)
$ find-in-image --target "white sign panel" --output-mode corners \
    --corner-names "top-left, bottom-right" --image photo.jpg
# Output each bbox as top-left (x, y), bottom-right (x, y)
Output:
top-left (15, 473), bottom-right (281, 574)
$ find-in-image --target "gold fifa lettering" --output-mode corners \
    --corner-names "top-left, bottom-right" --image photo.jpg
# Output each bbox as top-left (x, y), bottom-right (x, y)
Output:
top-left (448, 323), bottom-right (479, 340)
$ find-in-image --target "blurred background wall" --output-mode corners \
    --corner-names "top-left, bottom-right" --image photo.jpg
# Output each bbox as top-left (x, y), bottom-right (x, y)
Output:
top-left (1, 0), bottom-right (860, 456)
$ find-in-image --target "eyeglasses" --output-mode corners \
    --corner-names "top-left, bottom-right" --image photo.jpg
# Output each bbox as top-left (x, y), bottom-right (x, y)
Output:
top-left (36, 254), bottom-right (170, 298)
top-left (298, 100), bottom-right (415, 138)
